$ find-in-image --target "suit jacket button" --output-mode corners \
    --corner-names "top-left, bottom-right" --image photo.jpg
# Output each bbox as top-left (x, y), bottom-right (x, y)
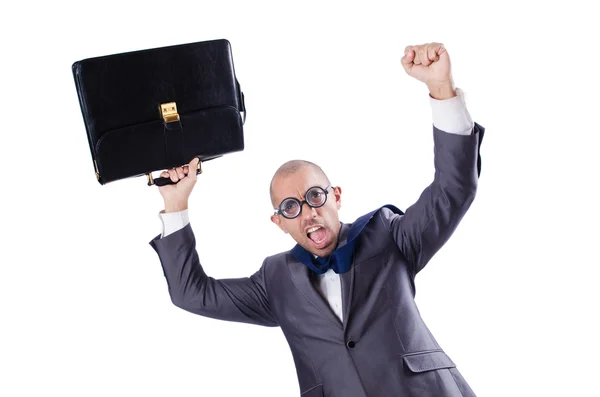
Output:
top-left (347, 341), bottom-right (356, 348)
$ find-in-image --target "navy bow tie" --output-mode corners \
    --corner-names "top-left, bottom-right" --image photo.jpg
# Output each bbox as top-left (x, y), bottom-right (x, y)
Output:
top-left (290, 205), bottom-right (404, 275)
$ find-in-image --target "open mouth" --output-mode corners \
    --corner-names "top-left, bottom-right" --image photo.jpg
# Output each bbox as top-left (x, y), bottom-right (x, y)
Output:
top-left (307, 226), bottom-right (328, 248)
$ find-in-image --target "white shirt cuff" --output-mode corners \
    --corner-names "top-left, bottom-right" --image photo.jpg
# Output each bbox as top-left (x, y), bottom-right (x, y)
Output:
top-left (159, 209), bottom-right (190, 238)
top-left (430, 87), bottom-right (474, 135)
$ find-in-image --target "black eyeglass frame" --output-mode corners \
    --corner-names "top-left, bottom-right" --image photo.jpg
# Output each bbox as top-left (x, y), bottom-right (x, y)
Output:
top-left (274, 185), bottom-right (334, 219)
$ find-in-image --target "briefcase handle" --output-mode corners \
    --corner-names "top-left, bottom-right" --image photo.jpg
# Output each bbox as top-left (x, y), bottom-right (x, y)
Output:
top-left (237, 79), bottom-right (246, 125)
top-left (146, 160), bottom-right (203, 186)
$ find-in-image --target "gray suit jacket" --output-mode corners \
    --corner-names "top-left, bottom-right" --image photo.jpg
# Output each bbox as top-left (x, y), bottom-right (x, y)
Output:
top-left (150, 124), bottom-right (485, 397)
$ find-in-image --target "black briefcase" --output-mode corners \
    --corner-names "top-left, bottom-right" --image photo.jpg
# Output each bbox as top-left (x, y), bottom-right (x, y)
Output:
top-left (72, 39), bottom-right (246, 186)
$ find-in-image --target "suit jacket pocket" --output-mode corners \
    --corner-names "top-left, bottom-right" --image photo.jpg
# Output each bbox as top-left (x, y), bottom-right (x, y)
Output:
top-left (402, 350), bottom-right (456, 373)
top-left (402, 351), bottom-right (464, 396)
top-left (300, 384), bottom-right (323, 397)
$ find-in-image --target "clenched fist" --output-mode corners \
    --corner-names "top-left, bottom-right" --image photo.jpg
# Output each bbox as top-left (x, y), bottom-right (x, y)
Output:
top-left (401, 42), bottom-right (456, 100)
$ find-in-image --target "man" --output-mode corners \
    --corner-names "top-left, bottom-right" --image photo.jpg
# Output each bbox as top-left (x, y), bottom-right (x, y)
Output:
top-left (150, 42), bottom-right (484, 397)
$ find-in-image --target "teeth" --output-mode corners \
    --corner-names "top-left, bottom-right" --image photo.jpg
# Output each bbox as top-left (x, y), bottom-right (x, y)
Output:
top-left (307, 226), bottom-right (321, 234)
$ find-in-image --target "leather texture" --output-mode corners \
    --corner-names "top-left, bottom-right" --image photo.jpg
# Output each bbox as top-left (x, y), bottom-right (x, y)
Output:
top-left (72, 39), bottom-right (245, 184)
top-left (149, 124), bottom-right (485, 396)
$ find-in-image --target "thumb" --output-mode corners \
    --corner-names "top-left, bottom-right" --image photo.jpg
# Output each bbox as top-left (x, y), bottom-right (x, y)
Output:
top-left (189, 157), bottom-right (200, 181)
top-left (401, 49), bottom-right (414, 71)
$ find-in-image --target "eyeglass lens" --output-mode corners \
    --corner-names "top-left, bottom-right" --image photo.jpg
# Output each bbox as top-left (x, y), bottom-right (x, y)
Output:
top-left (280, 186), bottom-right (328, 218)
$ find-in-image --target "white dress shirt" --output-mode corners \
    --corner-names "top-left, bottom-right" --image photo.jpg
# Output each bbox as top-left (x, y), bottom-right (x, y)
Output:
top-left (157, 88), bottom-right (475, 323)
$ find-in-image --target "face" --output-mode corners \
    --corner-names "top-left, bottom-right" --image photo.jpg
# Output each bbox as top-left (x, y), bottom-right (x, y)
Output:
top-left (270, 166), bottom-right (342, 257)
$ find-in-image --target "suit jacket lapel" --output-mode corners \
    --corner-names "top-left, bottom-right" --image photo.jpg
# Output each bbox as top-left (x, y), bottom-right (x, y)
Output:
top-left (287, 222), bottom-right (353, 329)
top-left (340, 259), bottom-right (355, 329)
top-left (288, 258), bottom-right (343, 329)
top-left (335, 222), bottom-right (353, 329)
top-left (339, 205), bottom-right (403, 328)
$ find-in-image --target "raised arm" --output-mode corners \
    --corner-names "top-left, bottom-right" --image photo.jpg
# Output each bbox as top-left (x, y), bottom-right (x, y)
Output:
top-left (148, 158), bottom-right (278, 327)
top-left (149, 222), bottom-right (278, 327)
top-left (382, 122), bottom-right (484, 275)
top-left (381, 43), bottom-right (484, 276)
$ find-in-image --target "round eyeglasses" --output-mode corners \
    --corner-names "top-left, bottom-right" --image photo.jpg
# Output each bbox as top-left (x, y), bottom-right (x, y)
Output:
top-left (274, 185), bottom-right (334, 219)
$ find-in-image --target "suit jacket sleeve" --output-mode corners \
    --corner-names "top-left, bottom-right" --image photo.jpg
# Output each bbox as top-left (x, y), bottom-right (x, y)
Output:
top-left (149, 223), bottom-right (278, 327)
top-left (381, 123), bottom-right (485, 276)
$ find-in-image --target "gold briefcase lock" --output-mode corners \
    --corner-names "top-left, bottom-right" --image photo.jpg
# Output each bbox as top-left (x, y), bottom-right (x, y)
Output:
top-left (160, 102), bottom-right (180, 123)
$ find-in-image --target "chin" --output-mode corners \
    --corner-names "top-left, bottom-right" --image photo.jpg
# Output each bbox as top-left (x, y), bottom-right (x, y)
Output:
top-left (311, 241), bottom-right (336, 258)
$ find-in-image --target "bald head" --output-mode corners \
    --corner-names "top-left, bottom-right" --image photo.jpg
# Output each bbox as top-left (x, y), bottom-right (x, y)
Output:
top-left (270, 160), bottom-right (331, 207)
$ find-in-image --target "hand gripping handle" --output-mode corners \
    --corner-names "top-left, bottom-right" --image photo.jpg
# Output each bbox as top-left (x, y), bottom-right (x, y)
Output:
top-left (146, 160), bottom-right (202, 186)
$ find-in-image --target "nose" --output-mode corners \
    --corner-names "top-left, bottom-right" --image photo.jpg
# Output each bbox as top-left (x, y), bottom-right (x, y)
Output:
top-left (301, 202), bottom-right (318, 220)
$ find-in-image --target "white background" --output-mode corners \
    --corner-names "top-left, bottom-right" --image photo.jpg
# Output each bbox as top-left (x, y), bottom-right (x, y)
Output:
top-left (1, 1), bottom-right (599, 396)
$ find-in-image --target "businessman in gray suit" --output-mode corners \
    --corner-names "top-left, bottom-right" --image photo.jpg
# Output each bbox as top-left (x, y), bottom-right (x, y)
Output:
top-left (150, 42), bottom-right (484, 397)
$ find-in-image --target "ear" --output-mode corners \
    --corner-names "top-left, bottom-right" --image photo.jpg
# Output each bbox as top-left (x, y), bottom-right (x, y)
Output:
top-left (270, 214), bottom-right (289, 234)
top-left (333, 186), bottom-right (342, 210)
